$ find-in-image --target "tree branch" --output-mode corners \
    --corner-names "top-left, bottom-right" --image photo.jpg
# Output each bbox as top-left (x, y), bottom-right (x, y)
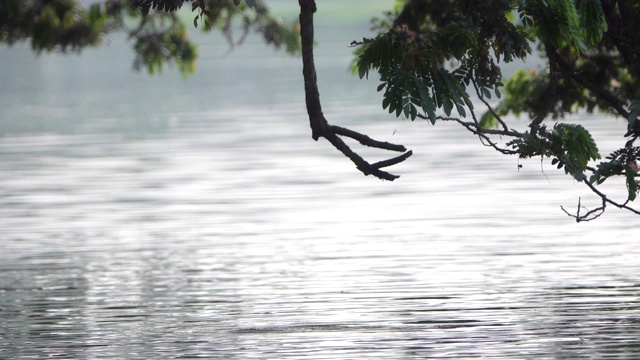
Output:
top-left (583, 180), bottom-right (640, 215)
top-left (331, 125), bottom-right (407, 152)
top-left (298, 0), bottom-right (412, 180)
top-left (561, 179), bottom-right (640, 222)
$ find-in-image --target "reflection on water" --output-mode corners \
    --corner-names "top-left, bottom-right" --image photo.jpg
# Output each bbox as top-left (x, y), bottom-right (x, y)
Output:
top-left (1, 27), bottom-right (640, 359)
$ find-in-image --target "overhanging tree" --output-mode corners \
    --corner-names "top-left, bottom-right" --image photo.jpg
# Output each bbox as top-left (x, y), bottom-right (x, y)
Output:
top-left (348, 0), bottom-right (640, 221)
top-left (1, 0), bottom-right (299, 75)
top-left (2, 0), bottom-right (639, 221)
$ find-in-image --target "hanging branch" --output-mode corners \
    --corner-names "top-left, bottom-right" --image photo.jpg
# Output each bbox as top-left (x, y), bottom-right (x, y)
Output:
top-left (298, 0), bottom-right (412, 181)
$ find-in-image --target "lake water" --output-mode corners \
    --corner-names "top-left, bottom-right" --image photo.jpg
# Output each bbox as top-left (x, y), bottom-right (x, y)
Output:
top-left (1, 15), bottom-right (640, 359)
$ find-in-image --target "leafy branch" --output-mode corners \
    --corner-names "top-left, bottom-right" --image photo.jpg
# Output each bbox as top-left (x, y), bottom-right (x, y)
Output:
top-left (348, 0), bottom-right (640, 220)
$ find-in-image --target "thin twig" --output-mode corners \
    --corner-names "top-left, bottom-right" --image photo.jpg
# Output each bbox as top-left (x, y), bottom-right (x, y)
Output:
top-left (561, 197), bottom-right (606, 222)
top-left (424, 115), bottom-right (519, 155)
top-left (470, 78), bottom-right (510, 132)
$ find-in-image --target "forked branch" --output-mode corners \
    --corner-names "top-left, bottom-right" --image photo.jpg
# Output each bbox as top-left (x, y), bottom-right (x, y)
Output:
top-left (298, 0), bottom-right (412, 181)
top-left (562, 180), bottom-right (640, 222)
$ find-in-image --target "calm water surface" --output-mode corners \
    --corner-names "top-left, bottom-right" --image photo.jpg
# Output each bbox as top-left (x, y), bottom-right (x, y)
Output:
top-left (1, 20), bottom-right (640, 359)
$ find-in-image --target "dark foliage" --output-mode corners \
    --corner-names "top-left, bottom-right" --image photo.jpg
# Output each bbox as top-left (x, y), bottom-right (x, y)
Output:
top-left (131, 0), bottom-right (186, 16)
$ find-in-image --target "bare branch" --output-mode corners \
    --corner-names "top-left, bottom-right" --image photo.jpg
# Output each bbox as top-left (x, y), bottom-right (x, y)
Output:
top-left (298, 0), bottom-right (411, 180)
top-left (331, 125), bottom-right (407, 152)
top-left (583, 181), bottom-right (640, 215)
top-left (373, 151), bottom-right (414, 169)
top-left (319, 129), bottom-right (408, 180)
top-left (561, 197), bottom-right (606, 222)
top-left (561, 180), bottom-right (640, 222)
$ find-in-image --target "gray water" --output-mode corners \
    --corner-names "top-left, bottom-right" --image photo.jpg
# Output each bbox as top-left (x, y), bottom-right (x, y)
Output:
top-left (1, 18), bottom-right (640, 359)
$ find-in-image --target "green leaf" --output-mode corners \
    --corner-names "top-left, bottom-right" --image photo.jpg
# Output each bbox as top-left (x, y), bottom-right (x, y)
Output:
top-left (437, 69), bottom-right (472, 117)
top-left (382, 94), bottom-right (391, 110)
top-left (358, 61), bottom-right (368, 79)
top-left (455, 102), bottom-right (466, 117)
top-left (482, 87), bottom-right (491, 99)
top-left (552, 123), bottom-right (600, 175)
top-left (578, 0), bottom-right (607, 46)
top-left (443, 98), bottom-right (453, 116)
top-left (589, 160), bottom-right (624, 185)
top-left (245, 0), bottom-right (258, 8)
top-left (572, 171), bottom-right (587, 182)
top-left (525, 0), bottom-right (588, 53)
top-left (410, 103), bottom-right (418, 120)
